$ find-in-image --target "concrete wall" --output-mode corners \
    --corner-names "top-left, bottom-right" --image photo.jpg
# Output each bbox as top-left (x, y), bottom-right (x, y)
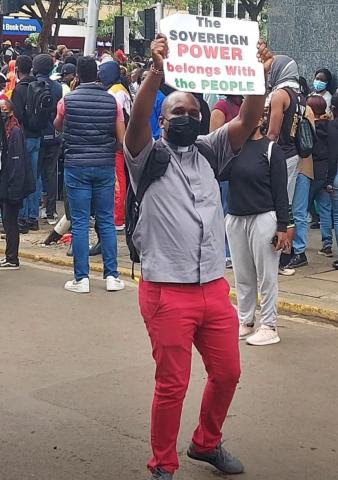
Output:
top-left (268, 0), bottom-right (338, 88)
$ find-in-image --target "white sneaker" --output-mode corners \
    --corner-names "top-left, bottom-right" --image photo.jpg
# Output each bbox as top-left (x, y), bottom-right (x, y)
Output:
top-left (47, 213), bottom-right (58, 225)
top-left (106, 276), bottom-right (125, 292)
top-left (64, 277), bottom-right (90, 293)
top-left (239, 324), bottom-right (255, 340)
top-left (279, 266), bottom-right (296, 276)
top-left (40, 207), bottom-right (47, 219)
top-left (246, 325), bottom-right (280, 346)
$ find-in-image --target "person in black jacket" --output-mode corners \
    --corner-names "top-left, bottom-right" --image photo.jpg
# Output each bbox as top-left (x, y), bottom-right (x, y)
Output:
top-left (225, 117), bottom-right (289, 346)
top-left (327, 93), bottom-right (338, 269)
top-left (306, 95), bottom-right (334, 257)
top-left (11, 55), bottom-right (41, 233)
top-left (0, 100), bottom-right (34, 270)
top-left (34, 54), bottom-right (62, 226)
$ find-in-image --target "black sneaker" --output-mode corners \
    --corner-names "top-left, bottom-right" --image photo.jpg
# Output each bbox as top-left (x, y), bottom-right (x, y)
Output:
top-left (318, 247), bottom-right (333, 257)
top-left (28, 219), bottom-right (39, 231)
top-left (89, 241), bottom-right (101, 256)
top-left (0, 261), bottom-right (19, 270)
top-left (187, 442), bottom-right (244, 474)
top-left (18, 221), bottom-right (29, 234)
top-left (149, 467), bottom-right (173, 479)
top-left (333, 260), bottom-right (338, 270)
top-left (67, 243), bottom-right (73, 257)
top-left (287, 253), bottom-right (308, 269)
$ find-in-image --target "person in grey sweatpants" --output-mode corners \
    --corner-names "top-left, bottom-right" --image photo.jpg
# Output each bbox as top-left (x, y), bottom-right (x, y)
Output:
top-left (224, 121), bottom-right (289, 346)
top-left (226, 212), bottom-right (280, 332)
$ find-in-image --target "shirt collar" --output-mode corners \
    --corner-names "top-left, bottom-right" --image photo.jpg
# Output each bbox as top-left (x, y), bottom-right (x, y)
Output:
top-left (161, 137), bottom-right (194, 153)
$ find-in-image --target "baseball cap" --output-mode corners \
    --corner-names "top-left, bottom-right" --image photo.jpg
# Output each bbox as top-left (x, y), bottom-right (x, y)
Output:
top-left (3, 40), bottom-right (12, 46)
top-left (61, 63), bottom-right (76, 76)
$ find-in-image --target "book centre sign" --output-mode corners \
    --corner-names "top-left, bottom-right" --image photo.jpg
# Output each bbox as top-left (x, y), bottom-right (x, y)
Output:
top-left (3, 17), bottom-right (41, 36)
top-left (160, 14), bottom-right (265, 95)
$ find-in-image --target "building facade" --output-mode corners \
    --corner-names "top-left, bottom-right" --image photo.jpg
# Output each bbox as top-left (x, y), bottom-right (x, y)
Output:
top-left (268, 0), bottom-right (337, 86)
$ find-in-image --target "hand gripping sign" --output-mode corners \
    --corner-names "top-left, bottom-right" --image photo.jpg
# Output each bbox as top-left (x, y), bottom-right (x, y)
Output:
top-left (160, 14), bottom-right (265, 95)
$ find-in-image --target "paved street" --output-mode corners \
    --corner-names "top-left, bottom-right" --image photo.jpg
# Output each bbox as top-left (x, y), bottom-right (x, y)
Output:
top-left (0, 262), bottom-right (337, 480)
top-left (2, 207), bottom-right (337, 321)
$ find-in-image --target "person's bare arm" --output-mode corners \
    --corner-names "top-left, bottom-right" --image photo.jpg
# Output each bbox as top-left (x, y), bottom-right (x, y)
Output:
top-left (267, 89), bottom-right (290, 141)
top-left (209, 109), bottom-right (226, 132)
top-left (125, 35), bottom-right (168, 157)
top-left (227, 41), bottom-right (273, 152)
top-left (115, 120), bottom-right (125, 149)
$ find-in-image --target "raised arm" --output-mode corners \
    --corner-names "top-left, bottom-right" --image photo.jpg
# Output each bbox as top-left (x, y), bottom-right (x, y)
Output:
top-left (267, 89), bottom-right (289, 141)
top-left (125, 35), bottom-right (168, 157)
top-left (228, 41), bottom-right (274, 152)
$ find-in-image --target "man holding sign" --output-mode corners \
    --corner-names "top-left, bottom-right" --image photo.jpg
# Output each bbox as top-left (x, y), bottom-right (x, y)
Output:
top-left (124, 21), bottom-right (273, 480)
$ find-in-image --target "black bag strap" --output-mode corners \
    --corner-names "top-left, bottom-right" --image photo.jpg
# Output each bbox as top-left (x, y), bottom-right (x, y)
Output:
top-left (135, 136), bottom-right (223, 205)
top-left (135, 139), bottom-right (171, 203)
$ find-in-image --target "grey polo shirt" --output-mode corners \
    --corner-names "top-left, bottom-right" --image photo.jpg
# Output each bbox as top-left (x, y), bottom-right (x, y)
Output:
top-left (124, 124), bottom-right (234, 284)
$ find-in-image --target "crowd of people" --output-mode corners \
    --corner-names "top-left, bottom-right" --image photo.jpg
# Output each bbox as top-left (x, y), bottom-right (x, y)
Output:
top-left (0, 30), bottom-right (337, 480)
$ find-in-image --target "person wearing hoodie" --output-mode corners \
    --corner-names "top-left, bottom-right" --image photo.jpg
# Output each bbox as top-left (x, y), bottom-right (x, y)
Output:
top-left (267, 55), bottom-right (307, 274)
top-left (12, 55), bottom-right (41, 233)
top-left (97, 60), bottom-right (130, 234)
top-left (327, 93), bottom-right (338, 269)
top-left (305, 95), bottom-right (334, 257)
top-left (34, 54), bottom-right (62, 226)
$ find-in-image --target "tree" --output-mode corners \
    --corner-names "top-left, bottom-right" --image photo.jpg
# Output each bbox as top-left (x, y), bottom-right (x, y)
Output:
top-left (20, 0), bottom-right (83, 52)
top-left (239, 0), bottom-right (267, 21)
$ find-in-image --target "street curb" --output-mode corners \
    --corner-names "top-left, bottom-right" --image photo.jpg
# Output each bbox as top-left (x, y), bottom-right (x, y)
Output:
top-left (2, 247), bottom-right (337, 324)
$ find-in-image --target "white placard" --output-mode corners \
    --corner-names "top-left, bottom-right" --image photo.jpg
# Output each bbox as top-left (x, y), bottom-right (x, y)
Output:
top-left (160, 14), bottom-right (265, 95)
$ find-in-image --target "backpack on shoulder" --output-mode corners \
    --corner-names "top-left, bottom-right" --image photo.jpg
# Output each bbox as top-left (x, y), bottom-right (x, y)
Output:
top-left (125, 139), bottom-right (227, 277)
top-left (283, 87), bottom-right (316, 158)
top-left (24, 80), bottom-right (53, 132)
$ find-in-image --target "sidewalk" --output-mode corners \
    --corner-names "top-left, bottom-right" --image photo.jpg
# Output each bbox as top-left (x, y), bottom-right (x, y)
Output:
top-left (1, 218), bottom-right (337, 323)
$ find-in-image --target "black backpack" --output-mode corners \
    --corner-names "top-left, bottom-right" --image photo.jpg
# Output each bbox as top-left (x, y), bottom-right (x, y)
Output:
top-left (295, 99), bottom-right (317, 158)
top-left (125, 138), bottom-right (228, 277)
top-left (24, 80), bottom-right (53, 132)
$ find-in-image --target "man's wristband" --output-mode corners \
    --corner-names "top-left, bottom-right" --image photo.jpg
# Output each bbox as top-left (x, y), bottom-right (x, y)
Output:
top-left (150, 65), bottom-right (164, 76)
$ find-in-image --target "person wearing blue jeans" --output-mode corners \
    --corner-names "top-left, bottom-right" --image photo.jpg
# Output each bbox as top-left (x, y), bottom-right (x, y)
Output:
top-left (332, 174), bottom-right (338, 269)
top-left (11, 55), bottom-right (42, 232)
top-left (291, 173), bottom-right (312, 267)
top-left (289, 94), bottom-right (335, 268)
top-left (309, 180), bottom-right (333, 255)
top-left (54, 56), bottom-right (126, 293)
top-left (327, 92), bottom-right (338, 269)
top-left (18, 137), bottom-right (41, 230)
top-left (65, 166), bottom-right (118, 281)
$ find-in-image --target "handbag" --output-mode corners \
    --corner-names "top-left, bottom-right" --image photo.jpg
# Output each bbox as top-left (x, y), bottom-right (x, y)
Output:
top-left (295, 96), bottom-right (316, 158)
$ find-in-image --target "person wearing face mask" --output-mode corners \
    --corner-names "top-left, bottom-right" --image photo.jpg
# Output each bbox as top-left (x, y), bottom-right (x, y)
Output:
top-left (0, 100), bottom-right (34, 270)
top-left (224, 117), bottom-right (288, 345)
top-left (312, 68), bottom-right (334, 114)
top-left (124, 34), bottom-right (274, 480)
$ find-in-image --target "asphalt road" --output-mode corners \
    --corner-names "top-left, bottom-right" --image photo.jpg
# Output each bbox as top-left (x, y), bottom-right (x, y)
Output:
top-left (0, 262), bottom-right (337, 480)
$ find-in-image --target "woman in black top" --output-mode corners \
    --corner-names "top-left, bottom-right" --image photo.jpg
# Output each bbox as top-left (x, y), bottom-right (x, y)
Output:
top-left (225, 117), bottom-right (289, 346)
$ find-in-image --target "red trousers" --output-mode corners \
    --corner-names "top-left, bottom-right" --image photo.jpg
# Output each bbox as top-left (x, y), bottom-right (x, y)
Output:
top-left (114, 150), bottom-right (126, 227)
top-left (139, 278), bottom-right (241, 474)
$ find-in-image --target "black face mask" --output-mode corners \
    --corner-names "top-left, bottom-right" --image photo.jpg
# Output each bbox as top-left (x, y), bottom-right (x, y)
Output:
top-left (165, 115), bottom-right (201, 147)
